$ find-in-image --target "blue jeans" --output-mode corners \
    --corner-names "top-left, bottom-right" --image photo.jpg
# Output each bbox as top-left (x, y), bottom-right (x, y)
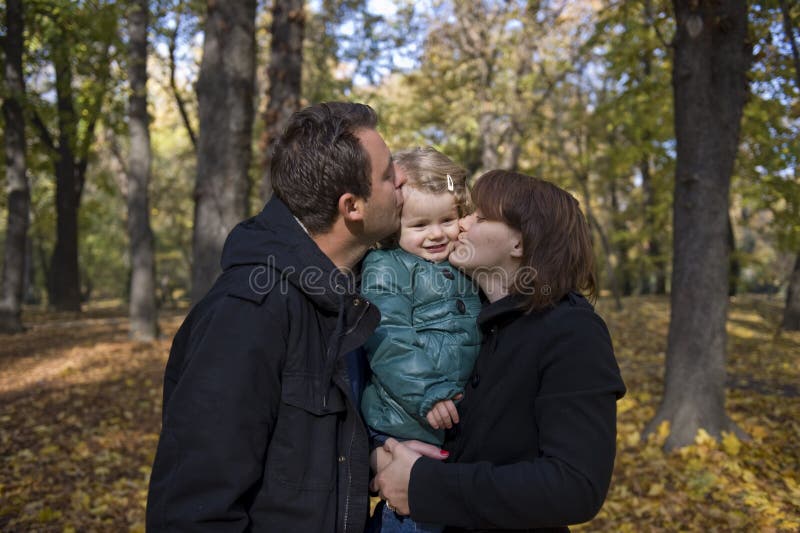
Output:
top-left (367, 500), bottom-right (444, 533)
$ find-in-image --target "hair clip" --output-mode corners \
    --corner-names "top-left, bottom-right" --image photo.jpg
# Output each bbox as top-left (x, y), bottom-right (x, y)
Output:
top-left (446, 174), bottom-right (455, 192)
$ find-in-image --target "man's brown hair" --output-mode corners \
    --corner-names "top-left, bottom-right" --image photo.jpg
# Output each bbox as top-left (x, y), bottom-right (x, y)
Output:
top-left (271, 102), bottom-right (378, 234)
top-left (472, 169), bottom-right (596, 311)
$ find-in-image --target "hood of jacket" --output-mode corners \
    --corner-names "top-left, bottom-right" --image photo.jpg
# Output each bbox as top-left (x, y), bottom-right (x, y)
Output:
top-left (220, 197), bottom-right (354, 313)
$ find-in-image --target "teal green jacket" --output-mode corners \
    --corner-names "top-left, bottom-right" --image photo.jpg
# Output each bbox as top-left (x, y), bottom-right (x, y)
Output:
top-left (360, 249), bottom-right (482, 444)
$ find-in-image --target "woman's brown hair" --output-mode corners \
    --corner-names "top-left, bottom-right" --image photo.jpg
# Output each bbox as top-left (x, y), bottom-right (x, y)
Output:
top-left (472, 169), bottom-right (596, 311)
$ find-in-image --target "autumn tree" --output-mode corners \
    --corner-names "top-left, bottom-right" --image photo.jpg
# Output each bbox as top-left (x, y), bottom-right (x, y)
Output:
top-left (644, 0), bottom-right (751, 450)
top-left (0, 0), bottom-right (30, 332)
top-left (191, 0), bottom-right (256, 302)
top-left (27, 1), bottom-right (118, 311)
top-left (126, 0), bottom-right (158, 340)
top-left (778, 0), bottom-right (800, 331)
top-left (261, 0), bottom-right (305, 202)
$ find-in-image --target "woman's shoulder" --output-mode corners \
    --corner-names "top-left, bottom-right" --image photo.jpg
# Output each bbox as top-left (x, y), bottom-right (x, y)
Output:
top-left (546, 292), bottom-right (606, 324)
top-left (536, 294), bottom-right (625, 397)
top-left (509, 292), bottom-right (610, 342)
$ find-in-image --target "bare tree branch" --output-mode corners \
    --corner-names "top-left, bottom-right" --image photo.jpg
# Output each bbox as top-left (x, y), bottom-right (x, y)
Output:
top-left (30, 110), bottom-right (57, 153)
top-left (778, 0), bottom-right (800, 90)
top-left (169, 11), bottom-right (198, 150)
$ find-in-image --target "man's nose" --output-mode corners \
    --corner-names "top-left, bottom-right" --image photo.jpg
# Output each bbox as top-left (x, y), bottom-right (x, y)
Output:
top-left (394, 168), bottom-right (407, 189)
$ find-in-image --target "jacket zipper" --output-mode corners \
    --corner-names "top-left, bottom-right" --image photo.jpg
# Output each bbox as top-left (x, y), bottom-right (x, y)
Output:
top-left (342, 299), bottom-right (370, 530)
top-left (343, 300), bottom-right (370, 336)
top-left (343, 417), bottom-right (356, 531)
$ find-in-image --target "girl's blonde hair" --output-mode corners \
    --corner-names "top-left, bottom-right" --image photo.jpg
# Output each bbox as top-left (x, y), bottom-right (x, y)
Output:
top-left (394, 147), bottom-right (473, 217)
top-left (378, 147), bottom-right (472, 249)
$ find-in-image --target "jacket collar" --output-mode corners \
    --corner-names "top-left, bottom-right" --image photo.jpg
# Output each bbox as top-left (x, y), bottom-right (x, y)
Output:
top-left (477, 291), bottom-right (593, 332)
top-left (220, 197), bottom-right (357, 313)
top-left (476, 293), bottom-right (527, 331)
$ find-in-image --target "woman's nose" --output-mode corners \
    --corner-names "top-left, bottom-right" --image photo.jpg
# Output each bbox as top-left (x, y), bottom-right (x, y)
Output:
top-left (459, 214), bottom-right (475, 231)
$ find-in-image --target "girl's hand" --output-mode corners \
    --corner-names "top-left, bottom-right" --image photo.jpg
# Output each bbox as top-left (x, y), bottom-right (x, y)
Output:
top-left (426, 399), bottom-right (460, 429)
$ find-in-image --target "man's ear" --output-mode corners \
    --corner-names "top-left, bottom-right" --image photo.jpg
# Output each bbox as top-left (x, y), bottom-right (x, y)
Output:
top-left (338, 193), bottom-right (365, 222)
top-left (510, 229), bottom-right (523, 259)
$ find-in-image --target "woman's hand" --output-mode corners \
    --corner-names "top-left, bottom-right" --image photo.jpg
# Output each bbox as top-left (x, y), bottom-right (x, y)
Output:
top-left (371, 438), bottom-right (448, 515)
top-left (371, 438), bottom-right (446, 474)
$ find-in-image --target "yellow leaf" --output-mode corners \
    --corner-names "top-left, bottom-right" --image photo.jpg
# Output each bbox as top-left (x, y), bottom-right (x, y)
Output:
top-left (40, 444), bottom-right (60, 455)
top-left (647, 483), bottom-right (664, 496)
top-left (721, 431), bottom-right (741, 456)
top-left (656, 420), bottom-right (670, 443)
top-left (626, 430), bottom-right (640, 447)
top-left (750, 425), bottom-right (768, 439)
top-left (694, 428), bottom-right (716, 447)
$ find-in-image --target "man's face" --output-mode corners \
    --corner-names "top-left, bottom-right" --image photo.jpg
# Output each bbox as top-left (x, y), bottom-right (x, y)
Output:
top-left (356, 129), bottom-right (406, 242)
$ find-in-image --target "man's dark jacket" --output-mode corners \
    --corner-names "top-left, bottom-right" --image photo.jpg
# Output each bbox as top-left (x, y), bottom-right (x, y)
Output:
top-left (146, 198), bottom-right (380, 532)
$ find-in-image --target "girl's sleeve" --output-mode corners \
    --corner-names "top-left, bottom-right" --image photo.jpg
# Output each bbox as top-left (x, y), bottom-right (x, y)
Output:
top-left (407, 309), bottom-right (626, 529)
top-left (361, 253), bottom-right (463, 420)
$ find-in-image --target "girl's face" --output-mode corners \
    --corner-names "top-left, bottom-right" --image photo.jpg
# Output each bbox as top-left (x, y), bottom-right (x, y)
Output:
top-left (398, 187), bottom-right (461, 263)
top-left (450, 210), bottom-right (522, 276)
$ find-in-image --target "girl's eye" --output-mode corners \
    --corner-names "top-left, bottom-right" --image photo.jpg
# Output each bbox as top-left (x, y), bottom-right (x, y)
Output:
top-left (475, 216), bottom-right (486, 222)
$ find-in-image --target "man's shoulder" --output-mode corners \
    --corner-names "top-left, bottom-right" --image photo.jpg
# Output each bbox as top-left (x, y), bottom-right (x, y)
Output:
top-left (223, 264), bottom-right (279, 305)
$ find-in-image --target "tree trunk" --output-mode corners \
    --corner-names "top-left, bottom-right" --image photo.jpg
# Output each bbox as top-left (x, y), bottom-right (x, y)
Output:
top-left (728, 212), bottom-right (740, 296)
top-left (49, 43), bottom-right (82, 312)
top-left (610, 181), bottom-right (634, 297)
top-left (644, 0), bottom-right (750, 450)
top-left (587, 211), bottom-right (624, 312)
top-left (127, 0), bottom-right (158, 341)
top-left (261, 0), bottom-right (304, 202)
top-left (478, 111), bottom-right (502, 172)
top-left (578, 178), bottom-right (623, 311)
top-left (191, 0), bottom-right (256, 302)
top-left (783, 253), bottom-right (800, 331)
top-left (641, 161), bottom-right (667, 295)
top-left (0, 0), bottom-right (30, 333)
top-left (24, 235), bottom-right (36, 305)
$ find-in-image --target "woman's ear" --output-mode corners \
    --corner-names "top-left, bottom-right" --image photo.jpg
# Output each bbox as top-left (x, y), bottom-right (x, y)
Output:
top-left (510, 229), bottom-right (523, 259)
top-left (338, 193), bottom-right (365, 222)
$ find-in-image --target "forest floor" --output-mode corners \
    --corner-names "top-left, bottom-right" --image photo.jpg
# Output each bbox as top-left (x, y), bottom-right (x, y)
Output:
top-left (0, 295), bottom-right (798, 532)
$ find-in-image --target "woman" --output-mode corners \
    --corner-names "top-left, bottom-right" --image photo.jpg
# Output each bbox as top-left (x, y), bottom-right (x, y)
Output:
top-left (371, 170), bottom-right (626, 532)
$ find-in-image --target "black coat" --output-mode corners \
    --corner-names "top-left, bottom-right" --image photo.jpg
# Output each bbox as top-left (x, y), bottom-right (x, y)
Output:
top-left (408, 293), bottom-right (626, 532)
top-left (146, 198), bottom-right (380, 532)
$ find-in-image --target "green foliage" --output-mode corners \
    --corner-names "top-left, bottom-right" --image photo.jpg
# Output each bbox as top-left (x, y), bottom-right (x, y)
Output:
top-left (736, 1), bottom-right (800, 254)
top-left (2, 0), bottom-right (799, 301)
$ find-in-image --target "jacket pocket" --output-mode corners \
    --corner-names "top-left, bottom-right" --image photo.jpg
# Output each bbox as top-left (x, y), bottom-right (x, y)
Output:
top-left (265, 373), bottom-right (347, 491)
top-left (280, 373), bottom-right (347, 414)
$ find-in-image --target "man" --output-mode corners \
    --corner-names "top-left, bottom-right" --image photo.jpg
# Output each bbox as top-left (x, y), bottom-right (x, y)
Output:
top-left (146, 103), bottom-right (407, 531)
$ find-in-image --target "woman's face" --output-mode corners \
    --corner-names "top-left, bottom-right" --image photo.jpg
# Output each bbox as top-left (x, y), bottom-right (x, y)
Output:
top-left (449, 210), bottom-right (522, 277)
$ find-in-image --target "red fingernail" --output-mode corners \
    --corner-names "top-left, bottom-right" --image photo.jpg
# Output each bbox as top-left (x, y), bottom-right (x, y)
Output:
top-left (440, 450), bottom-right (449, 457)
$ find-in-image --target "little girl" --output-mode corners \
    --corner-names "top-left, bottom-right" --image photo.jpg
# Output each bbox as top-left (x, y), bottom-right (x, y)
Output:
top-left (360, 147), bottom-right (481, 533)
